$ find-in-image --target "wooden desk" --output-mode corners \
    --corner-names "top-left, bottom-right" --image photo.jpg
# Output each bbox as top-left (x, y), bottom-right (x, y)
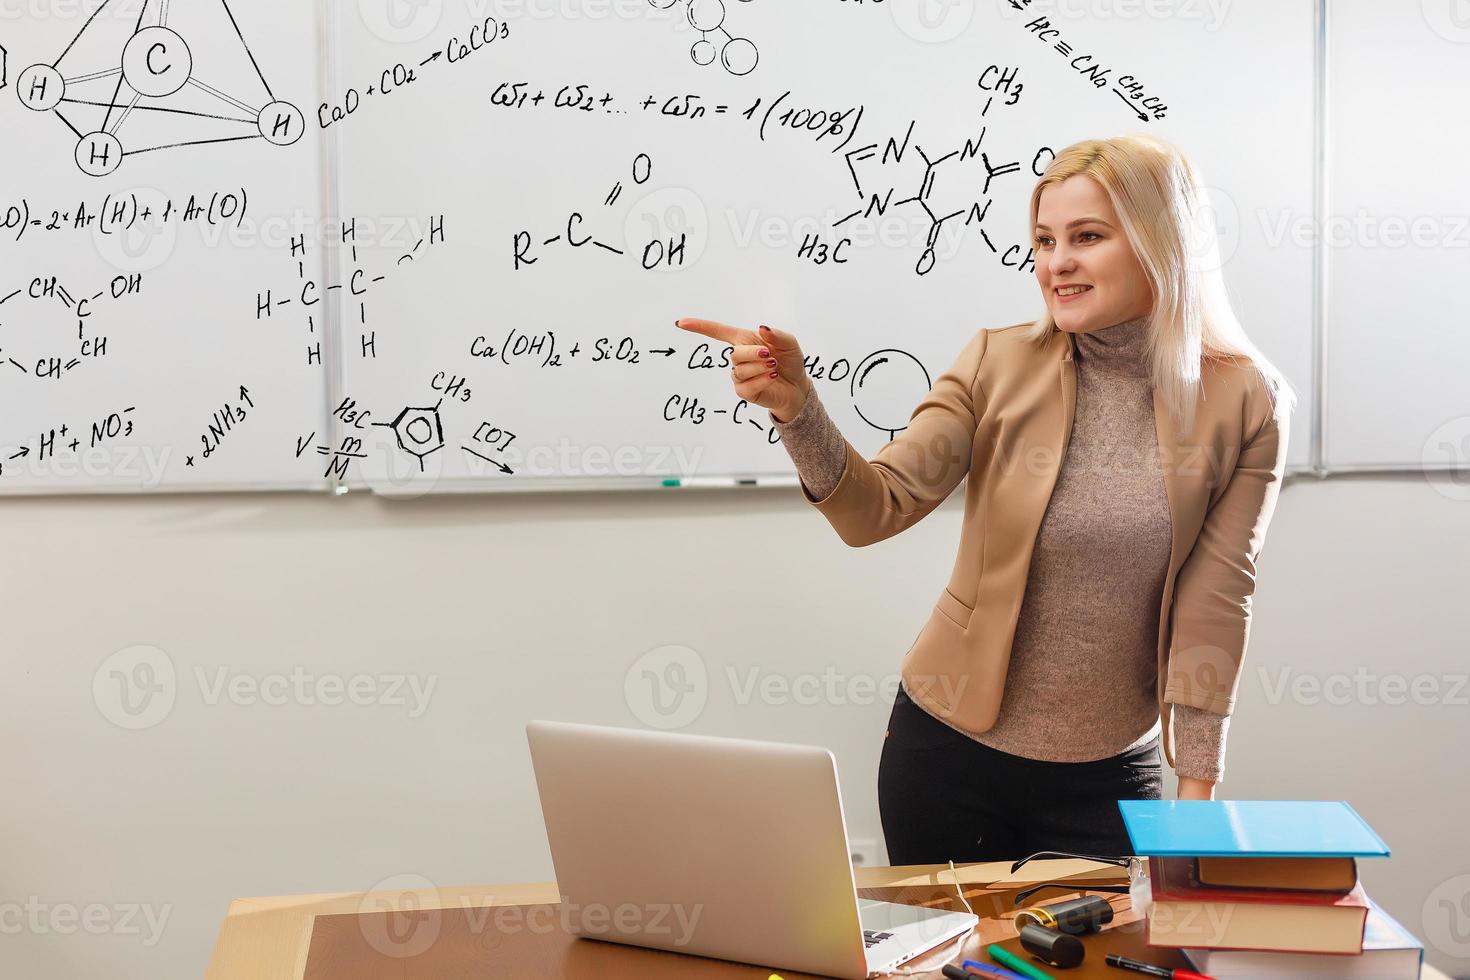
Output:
top-left (206, 861), bottom-right (1447, 979)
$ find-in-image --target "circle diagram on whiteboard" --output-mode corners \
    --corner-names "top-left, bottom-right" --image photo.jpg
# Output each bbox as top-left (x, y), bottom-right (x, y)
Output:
top-left (851, 349), bottom-right (932, 440)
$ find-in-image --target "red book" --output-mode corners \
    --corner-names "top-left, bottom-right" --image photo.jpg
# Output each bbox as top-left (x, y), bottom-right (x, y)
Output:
top-left (1146, 856), bottom-right (1370, 954)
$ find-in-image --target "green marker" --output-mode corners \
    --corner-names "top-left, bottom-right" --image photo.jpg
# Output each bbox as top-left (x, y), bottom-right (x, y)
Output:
top-left (987, 943), bottom-right (1055, 980)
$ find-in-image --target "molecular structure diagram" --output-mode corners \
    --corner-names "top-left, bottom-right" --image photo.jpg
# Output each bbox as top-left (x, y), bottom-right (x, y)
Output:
top-left (837, 117), bottom-right (1037, 277)
top-left (14, 0), bottom-right (303, 177)
top-left (255, 215), bottom-right (448, 363)
top-left (374, 400), bottom-right (445, 473)
top-left (0, 273), bottom-right (142, 381)
top-left (648, 0), bottom-right (758, 76)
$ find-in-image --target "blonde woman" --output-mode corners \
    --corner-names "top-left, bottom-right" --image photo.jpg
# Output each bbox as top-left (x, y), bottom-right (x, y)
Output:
top-left (676, 134), bottom-right (1294, 865)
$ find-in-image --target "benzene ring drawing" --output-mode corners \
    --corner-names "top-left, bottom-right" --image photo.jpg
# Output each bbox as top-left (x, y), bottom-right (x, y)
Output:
top-left (14, 0), bottom-right (302, 177)
top-left (647, 0), bottom-right (759, 76)
top-left (380, 402), bottom-right (446, 473)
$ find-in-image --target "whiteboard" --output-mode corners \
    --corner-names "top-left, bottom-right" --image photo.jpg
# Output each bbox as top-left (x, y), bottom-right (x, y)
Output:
top-left (0, 1), bottom-right (1319, 495)
top-left (333, 0), bottom-right (1317, 494)
top-left (0, 0), bottom-right (332, 493)
top-left (1324, 0), bottom-right (1470, 471)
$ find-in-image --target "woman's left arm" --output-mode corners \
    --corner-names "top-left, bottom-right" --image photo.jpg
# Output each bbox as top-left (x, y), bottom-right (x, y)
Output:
top-left (1177, 775), bottom-right (1217, 800)
top-left (1164, 383), bottom-right (1291, 791)
top-left (1173, 703), bottom-right (1229, 799)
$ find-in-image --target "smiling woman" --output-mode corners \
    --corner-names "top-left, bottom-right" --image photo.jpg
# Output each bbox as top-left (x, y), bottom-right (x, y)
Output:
top-left (1034, 177), bottom-right (1154, 337)
top-left (676, 133), bottom-right (1297, 866)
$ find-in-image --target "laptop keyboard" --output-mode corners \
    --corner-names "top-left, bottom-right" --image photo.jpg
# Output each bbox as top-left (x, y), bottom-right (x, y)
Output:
top-left (862, 930), bottom-right (895, 949)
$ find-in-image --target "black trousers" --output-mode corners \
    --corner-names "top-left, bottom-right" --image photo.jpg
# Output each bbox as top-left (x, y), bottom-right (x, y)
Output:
top-left (878, 685), bottom-right (1163, 866)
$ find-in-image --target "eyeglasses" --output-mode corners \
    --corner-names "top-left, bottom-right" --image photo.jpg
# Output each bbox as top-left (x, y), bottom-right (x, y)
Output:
top-left (1006, 850), bottom-right (1148, 907)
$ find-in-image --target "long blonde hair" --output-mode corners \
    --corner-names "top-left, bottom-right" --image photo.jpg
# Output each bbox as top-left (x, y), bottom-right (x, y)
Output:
top-left (1020, 134), bottom-right (1297, 435)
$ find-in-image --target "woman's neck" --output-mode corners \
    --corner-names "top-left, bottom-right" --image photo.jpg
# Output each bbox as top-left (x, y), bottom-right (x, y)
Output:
top-left (1073, 314), bottom-right (1152, 378)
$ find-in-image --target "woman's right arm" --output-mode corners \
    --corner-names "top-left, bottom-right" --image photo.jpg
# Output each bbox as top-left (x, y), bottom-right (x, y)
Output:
top-left (769, 386), bottom-right (847, 503)
top-left (675, 318), bottom-right (988, 548)
top-left (782, 328), bottom-right (988, 547)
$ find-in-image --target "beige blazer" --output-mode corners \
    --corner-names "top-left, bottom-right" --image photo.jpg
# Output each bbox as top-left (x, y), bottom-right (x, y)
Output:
top-left (800, 320), bottom-right (1289, 770)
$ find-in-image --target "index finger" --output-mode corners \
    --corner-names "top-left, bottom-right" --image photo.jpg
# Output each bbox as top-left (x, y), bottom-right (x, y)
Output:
top-left (675, 317), bottom-right (759, 347)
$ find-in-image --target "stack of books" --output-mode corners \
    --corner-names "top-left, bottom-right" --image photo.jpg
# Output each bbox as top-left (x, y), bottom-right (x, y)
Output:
top-left (1118, 800), bottom-right (1424, 978)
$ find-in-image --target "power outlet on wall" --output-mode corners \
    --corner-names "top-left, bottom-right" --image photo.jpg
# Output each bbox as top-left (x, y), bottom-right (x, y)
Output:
top-left (849, 838), bottom-right (880, 867)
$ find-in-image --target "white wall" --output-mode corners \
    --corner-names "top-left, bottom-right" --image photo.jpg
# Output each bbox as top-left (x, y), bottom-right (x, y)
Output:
top-left (2, 475), bottom-right (1467, 978)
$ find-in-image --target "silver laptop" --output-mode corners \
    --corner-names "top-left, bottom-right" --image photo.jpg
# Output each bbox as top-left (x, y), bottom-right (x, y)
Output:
top-left (526, 719), bottom-right (977, 979)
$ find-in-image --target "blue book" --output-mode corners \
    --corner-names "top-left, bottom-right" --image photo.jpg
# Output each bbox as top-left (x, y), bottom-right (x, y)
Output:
top-left (1117, 800), bottom-right (1391, 858)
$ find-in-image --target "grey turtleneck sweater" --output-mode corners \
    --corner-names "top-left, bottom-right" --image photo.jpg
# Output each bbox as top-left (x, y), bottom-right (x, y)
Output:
top-left (770, 315), bottom-right (1229, 783)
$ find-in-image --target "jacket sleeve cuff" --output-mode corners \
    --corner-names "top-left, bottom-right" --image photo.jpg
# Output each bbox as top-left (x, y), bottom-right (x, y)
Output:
top-left (1170, 702), bottom-right (1231, 783)
top-left (770, 389), bottom-right (847, 503)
